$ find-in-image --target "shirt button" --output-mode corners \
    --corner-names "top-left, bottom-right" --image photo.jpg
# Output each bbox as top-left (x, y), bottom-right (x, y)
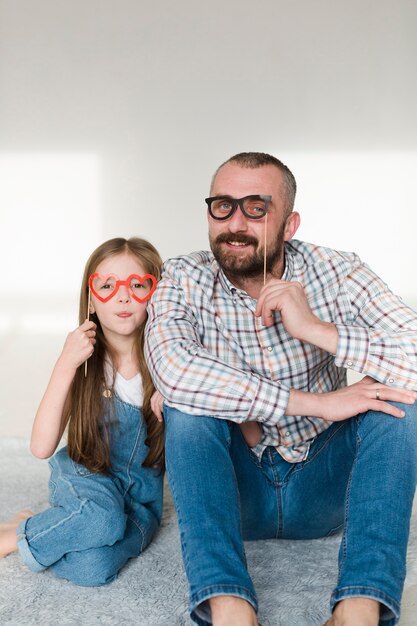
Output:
top-left (347, 360), bottom-right (353, 366)
top-left (267, 346), bottom-right (273, 352)
top-left (285, 431), bottom-right (291, 437)
top-left (388, 378), bottom-right (395, 384)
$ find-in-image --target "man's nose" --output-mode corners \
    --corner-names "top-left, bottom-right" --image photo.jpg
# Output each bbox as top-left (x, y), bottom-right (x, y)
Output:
top-left (227, 206), bottom-right (248, 232)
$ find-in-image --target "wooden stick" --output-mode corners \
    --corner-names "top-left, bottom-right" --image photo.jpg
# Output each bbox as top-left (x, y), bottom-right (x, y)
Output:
top-left (84, 288), bottom-right (91, 377)
top-left (263, 212), bottom-right (268, 285)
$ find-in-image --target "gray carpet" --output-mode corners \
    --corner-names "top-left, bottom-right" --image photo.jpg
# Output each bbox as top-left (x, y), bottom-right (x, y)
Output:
top-left (1, 439), bottom-right (416, 626)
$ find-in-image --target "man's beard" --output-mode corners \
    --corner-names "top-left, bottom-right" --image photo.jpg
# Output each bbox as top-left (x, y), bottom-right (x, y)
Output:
top-left (210, 222), bottom-right (286, 281)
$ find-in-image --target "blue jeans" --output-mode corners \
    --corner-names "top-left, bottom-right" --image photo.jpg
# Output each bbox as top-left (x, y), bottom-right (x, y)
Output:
top-left (164, 403), bottom-right (417, 626)
top-left (17, 396), bottom-right (164, 586)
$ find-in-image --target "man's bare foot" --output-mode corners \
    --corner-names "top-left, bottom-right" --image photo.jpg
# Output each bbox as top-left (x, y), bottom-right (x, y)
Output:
top-left (0, 510), bottom-right (33, 558)
top-left (324, 598), bottom-right (380, 626)
top-left (210, 595), bottom-right (258, 626)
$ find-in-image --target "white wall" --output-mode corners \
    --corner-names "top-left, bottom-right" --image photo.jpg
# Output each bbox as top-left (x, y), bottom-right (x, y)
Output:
top-left (1, 0), bottom-right (416, 434)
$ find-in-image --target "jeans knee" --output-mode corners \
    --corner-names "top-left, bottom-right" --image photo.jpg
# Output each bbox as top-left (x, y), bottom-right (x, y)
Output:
top-left (164, 406), bottom-right (231, 446)
top-left (360, 401), bottom-right (417, 475)
top-left (383, 401), bottom-right (417, 441)
top-left (101, 510), bottom-right (126, 546)
top-left (362, 401), bottom-right (417, 434)
top-left (81, 500), bottom-right (127, 546)
top-left (57, 551), bottom-right (120, 586)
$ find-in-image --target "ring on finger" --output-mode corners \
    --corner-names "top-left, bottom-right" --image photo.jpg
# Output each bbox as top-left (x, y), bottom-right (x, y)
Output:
top-left (376, 389), bottom-right (381, 400)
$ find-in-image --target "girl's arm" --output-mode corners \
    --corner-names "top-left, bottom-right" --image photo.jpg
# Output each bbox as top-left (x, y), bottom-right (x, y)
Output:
top-left (239, 422), bottom-right (262, 447)
top-left (30, 320), bottom-right (96, 459)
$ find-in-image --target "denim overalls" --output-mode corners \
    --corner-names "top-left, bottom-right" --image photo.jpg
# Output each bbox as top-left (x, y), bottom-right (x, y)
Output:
top-left (16, 395), bottom-right (163, 586)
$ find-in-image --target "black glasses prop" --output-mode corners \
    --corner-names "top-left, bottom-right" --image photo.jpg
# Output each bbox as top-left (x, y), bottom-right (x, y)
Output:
top-left (205, 194), bottom-right (272, 221)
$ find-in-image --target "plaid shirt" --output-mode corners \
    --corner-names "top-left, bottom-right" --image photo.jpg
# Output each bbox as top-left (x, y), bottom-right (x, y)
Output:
top-left (145, 240), bottom-right (417, 462)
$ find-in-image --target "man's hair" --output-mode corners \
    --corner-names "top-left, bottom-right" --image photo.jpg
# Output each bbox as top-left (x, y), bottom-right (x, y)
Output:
top-left (211, 152), bottom-right (297, 216)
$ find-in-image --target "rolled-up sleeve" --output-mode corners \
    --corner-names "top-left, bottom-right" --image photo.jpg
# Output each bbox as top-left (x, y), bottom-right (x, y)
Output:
top-left (334, 262), bottom-right (417, 389)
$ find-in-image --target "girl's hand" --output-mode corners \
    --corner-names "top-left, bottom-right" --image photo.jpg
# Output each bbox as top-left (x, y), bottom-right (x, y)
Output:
top-left (240, 421), bottom-right (262, 447)
top-left (59, 320), bottom-right (97, 370)
top-left (151, 390), bottom-right (164, 422)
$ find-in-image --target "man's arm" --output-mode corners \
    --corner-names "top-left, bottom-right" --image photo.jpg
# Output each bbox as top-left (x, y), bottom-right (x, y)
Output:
top-left (145, 264), bottom-right (290, 427)
top-left (256, 259), bottom-right (417, 390)
top-left (287, 378), bottom-right (415, 420)
top-left (145, 260), bottom-right (416, 426)
top-left (333, 262), bottom-right (417, 389)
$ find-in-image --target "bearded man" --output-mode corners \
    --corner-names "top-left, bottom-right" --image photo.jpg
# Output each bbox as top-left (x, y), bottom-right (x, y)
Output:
top-left (145, 152), bottom-right (417, 626)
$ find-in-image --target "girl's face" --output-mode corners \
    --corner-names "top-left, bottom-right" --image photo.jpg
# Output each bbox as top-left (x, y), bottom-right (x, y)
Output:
top-left (90, 252), bottom-right (151, 342)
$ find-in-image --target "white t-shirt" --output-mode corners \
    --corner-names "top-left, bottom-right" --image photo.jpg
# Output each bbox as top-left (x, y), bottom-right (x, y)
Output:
top-left (104, 360), bottom-right (143, 407)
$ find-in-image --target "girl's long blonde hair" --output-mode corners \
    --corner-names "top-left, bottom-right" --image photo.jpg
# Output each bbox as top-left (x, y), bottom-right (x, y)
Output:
top-left (67, 237), bottom-right (164, 473)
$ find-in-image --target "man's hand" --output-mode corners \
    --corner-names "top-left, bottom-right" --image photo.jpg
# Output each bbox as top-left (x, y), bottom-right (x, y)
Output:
top-left (151, 390), bottom-right (164, 422)
top-left (255, 279), bottom-right (338, 353)
top-left (287, 376), bottom-right (417, 421)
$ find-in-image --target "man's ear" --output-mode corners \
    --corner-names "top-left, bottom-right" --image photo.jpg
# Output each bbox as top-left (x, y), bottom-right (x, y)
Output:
top-left (284, 211), bottom-right (301, 241)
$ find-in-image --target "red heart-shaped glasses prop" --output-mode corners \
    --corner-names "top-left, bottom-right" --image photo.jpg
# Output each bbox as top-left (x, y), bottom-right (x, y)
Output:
top-left (89, 273), bottom-right (157, 303)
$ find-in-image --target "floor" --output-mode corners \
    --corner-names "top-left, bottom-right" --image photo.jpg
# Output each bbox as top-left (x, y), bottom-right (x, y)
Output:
top-left (1, 330), bottom-right (416, 625)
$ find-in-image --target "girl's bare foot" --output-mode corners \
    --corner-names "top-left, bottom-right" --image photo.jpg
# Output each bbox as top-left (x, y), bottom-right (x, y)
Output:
top-left (0, 510), bottom-right (33, 558)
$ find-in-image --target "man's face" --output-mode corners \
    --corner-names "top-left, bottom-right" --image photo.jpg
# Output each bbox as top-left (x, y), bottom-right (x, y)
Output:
top-left (208, 163), bottom-right (291, 280)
